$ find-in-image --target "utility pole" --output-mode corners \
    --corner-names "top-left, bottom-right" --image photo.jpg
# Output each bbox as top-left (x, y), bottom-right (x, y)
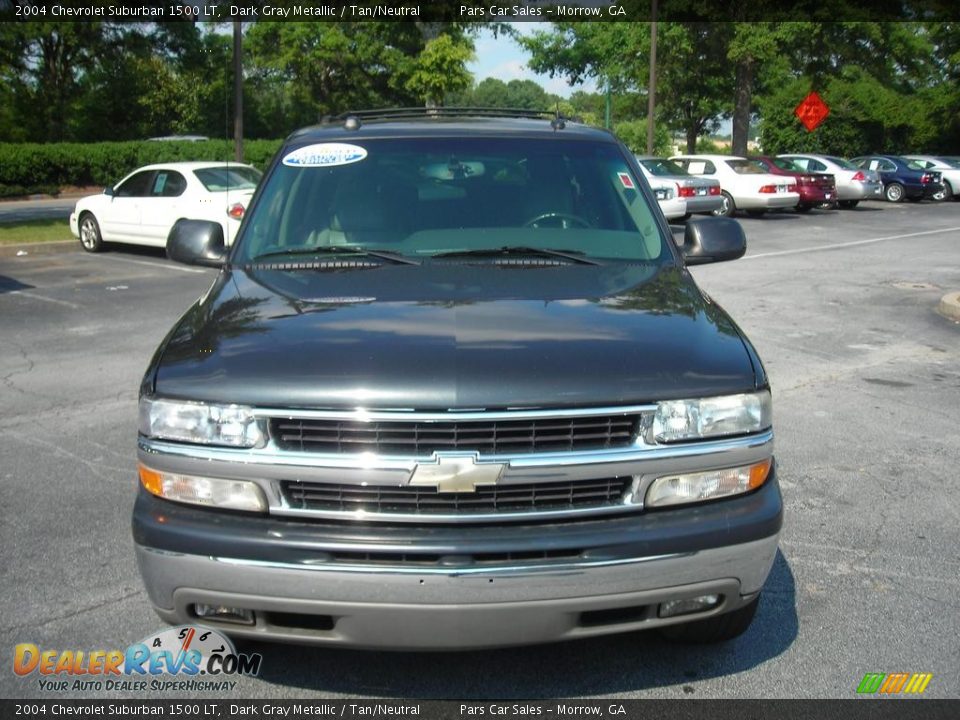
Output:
top-left (233, 20), bottom-right (243, 162)
top-left (646, 0), bottom-right (658, 154)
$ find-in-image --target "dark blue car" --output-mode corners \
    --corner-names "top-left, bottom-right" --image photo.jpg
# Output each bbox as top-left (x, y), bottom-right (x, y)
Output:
top-left (851, 155), bottom-right (943, 202)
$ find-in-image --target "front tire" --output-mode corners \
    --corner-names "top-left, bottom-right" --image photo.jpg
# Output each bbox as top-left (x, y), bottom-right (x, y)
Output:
top-left (660, 595), bottom-right (760, 644)
top-left (884, 182), bottom-right (905, 203)
top-left (78, 213), bottom-right (103, 253)
top-left (713, 191), bottom-right (735, 217)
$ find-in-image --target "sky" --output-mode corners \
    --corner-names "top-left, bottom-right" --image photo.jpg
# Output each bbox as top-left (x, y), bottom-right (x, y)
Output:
top-left (466, 24), bottom-right (598, 98)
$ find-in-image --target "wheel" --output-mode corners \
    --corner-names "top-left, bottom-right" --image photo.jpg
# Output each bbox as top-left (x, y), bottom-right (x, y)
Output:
top-left (795, 204), bottom-right (813, 213)
top-left (838, 200), bottom-right (859, 209)
top-left (712, 191), bottom-right (735, 217)
top-left (746, 209), bottom-right (766, 217)
top-left (78, 213), bottom-right (103, 252)
top-left (884, 182), bottom-right (905, 203)
top-left (523, 212), bottom-right (592, 229)
top-left (659, 595), bottom-right (760, 644)
top-left (932, 181), bottom-right (951, 202)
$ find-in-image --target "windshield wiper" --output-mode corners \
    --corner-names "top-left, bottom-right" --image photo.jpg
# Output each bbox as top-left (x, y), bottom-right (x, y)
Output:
top-left (432, 246), bottom-right (602, 266)
top-left (252, 246), bottom-right (420, 266)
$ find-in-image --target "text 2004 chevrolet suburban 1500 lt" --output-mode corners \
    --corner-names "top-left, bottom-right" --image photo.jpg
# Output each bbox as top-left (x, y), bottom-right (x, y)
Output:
top-left (133, 109), bottom-right (782, 649)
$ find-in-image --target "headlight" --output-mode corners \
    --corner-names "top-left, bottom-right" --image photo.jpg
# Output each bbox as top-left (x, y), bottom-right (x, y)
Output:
top-left (651, 391), bottom-right (771, 443)
top-left (646, 459), bottom-right (772, 508)
top-left (139, 464), bottom-right (267, 513)
top-left (138, 397), bottom-right (265, 448)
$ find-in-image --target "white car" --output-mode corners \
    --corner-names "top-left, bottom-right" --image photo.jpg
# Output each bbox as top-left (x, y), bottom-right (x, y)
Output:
top-left (645, 177), bottom-right (687, 220)
top-left (70, 162), bottom-right (262, 252)
top-left (902, 155), bottom-right (960, 201)
top-left (670, 154), bottom-right (799, 217)
top-left (777, 154), bottom-right (883, 208)
top-left (636, 156), bottom-right (723, 217)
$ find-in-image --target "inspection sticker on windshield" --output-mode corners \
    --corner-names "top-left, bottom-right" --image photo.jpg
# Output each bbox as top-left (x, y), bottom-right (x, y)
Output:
top-left (283, 143), bottom-right (368, 168)
top-left (617, 172), bottom-right (635, 189)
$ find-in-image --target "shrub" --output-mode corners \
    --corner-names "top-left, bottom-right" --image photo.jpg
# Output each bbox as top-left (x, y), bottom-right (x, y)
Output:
top-left (0, 140), bottom-right (284, 194)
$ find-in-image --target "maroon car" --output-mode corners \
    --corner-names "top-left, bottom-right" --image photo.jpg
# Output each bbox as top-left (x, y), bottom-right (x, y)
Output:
top-left (750, 155), bottom-right (837, 212)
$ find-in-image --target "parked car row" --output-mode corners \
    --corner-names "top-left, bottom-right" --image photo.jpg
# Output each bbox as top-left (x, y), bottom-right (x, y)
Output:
top-left (70, 161), bottom-right (262, 252)
top-left (69, 151), bottom-right (957, 255)
top-left (638, 152), bottom-right (954, 220)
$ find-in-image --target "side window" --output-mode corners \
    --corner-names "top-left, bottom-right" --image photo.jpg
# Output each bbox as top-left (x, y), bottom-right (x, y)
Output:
top-left (879, 160), bottom-right (896, 172)
top-left (868, 159), bottom-right (881, 171)
top-left (671, 159), bottom-right (689, 172)
top-left (787, 157), bottom-right (808, 170)
top-left (809, 160), bottom-right (827, 172)
top-left (686, 161), bottom-right (708, 174)
top-left (151, 171), bottom-right (187, 197)
top-left (702, 161), bottom-right (716, 174)
top-left (115, 171), bottom-right (155, 197)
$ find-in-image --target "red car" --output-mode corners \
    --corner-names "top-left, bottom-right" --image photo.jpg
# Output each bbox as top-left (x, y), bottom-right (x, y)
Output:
top-left (749, 155), bottom-right (837, 212)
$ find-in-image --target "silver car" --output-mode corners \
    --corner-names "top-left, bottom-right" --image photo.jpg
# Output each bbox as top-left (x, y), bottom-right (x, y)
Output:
top-left (636, 156), bottom-right (723, 216)
top-left (902, 155), bottom-right (960, 201)
top-left (777, 154), bottom-right (882, 208)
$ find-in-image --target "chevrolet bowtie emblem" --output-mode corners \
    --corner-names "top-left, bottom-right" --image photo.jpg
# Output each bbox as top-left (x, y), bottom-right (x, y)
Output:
top-left (408, 454), bottom-right (505, 493)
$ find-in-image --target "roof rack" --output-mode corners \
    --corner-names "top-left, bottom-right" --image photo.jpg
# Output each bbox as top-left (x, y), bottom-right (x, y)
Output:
top-left (338, 107), bottom-right (561, 121)
top-left (327, 107), bottom-right (571, 131)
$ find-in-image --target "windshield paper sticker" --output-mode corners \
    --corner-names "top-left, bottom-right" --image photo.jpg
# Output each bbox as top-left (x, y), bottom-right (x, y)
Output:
top-left (283, 143), bottom-right (368, 168)
top-left (617, 172), bottom-right (635, 189)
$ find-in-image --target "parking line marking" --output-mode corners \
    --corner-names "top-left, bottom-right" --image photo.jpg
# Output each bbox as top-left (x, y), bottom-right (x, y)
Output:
top-left (743, 226), bottom-right (960, 261)
top-left (98, 255), bottom-right (208, 274)
top-left (8, 290), bottom-right (80, 309)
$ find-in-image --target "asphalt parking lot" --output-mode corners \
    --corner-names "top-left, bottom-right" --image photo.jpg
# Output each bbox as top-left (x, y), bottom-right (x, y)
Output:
top-left (1, 200), bottom-right (959, 700)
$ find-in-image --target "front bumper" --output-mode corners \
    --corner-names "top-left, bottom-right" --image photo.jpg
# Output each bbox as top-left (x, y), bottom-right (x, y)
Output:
top-left (132, 471), bottom-right (783, 649)
top-left (69, 212), bottom-right (79, 238)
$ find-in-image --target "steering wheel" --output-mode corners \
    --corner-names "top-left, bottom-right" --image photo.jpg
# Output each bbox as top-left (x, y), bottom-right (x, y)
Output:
top-left (523, 212), bottom-right (592, 229)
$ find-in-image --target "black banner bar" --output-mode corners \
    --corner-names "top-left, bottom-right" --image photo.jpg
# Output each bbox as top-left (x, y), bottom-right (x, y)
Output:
top-left (2, 700), bottom-right (959, 720)
top-left (3, 0), bottom-right (960, 23)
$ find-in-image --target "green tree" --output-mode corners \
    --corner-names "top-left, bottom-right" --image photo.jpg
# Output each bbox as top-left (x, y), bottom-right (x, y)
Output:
top-left (519, 22), bottom-right (732, 153)
top-left (405, 33), bottom-right (474, 107)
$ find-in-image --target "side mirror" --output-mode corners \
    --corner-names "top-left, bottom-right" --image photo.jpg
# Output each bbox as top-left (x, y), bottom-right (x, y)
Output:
top-left (167, 219), bottom-right (227, 268)
top-left (103, 186), bottom-right (115, 197)
top-left (680, 217), bottom-right (746, 265)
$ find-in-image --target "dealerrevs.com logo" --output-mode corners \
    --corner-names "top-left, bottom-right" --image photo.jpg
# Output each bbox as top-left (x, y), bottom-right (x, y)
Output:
top-left (856, 672), bottom-right (934, 695)
top-left (14, 626), bottom-right (262, 692)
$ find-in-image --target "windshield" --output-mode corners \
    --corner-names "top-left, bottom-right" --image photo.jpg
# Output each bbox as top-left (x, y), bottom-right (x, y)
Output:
top-left (235, 138), bottom-right (668, 264)
top-left (727, 159), bottom-right (765, 175)
top-left (638, 158), bottom-right (689, 177)
top-left (825, 156), bottom-right (857, 170)
top-left (194, 166), bottom-right (262, 192)
top-left (772, 158), bottom-right (802, 172)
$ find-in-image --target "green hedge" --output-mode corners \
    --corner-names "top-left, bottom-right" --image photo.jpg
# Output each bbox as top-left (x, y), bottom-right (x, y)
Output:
top-left (0, 139), bottom-right (284, 197)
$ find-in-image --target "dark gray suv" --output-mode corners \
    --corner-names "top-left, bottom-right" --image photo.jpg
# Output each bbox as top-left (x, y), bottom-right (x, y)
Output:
top-left (134, 109), bottom-right (781, 649)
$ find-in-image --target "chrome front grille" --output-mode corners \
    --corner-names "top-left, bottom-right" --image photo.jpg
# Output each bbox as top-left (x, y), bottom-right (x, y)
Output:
top-left (270, 414), bottom-right (639, 456)
top-left (281, 477), bottom-right (632, 516)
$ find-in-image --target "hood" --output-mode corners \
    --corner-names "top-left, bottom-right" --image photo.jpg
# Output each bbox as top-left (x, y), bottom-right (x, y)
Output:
top-left (151, 262), bottom-right (759, 409)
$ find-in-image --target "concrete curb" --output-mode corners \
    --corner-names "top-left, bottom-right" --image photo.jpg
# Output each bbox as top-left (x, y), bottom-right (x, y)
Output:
top-left (0, 240), bottom-right (77, 258)
top-left (939, 292), bottom-right (960, 323)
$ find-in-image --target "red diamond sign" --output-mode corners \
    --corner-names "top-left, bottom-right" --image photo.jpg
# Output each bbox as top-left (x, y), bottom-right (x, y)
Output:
top-left (795, 91), bottom-right (830, 132)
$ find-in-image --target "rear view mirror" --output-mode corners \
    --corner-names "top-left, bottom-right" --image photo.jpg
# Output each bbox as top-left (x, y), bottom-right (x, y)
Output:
top-left (681, 217), bottom-right (746, 265)
top-left (167, 219), bottom-right (227, 268)
top-left (103, 186), bottom-right (114, 197)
